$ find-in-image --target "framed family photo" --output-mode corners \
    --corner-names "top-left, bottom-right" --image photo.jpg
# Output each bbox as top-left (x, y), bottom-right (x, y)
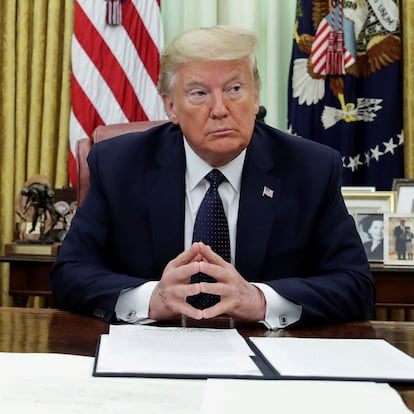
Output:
top-left (383, 213), bottom-right (414, 266)
top-left (355, 213), bottom-right (384, 263)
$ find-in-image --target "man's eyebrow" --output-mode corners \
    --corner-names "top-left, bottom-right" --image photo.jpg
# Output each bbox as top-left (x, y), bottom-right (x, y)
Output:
top-left (184, 79), bottom-right (206, 88)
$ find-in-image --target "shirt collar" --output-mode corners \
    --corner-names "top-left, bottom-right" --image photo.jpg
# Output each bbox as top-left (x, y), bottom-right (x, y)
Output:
top-left (183, 136), bottom-right (246, 193)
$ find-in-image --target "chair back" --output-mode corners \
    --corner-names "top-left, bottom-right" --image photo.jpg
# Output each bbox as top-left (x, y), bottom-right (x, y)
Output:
top-left (76, 120), bottom-right (167, 206)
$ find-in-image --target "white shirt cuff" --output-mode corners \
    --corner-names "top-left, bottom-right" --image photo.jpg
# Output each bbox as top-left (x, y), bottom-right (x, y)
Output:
top-left (252, 282), bottom-right (302, 329)
top-left (114, 281), bottom-right (158, 324)
top-left (115, 281), bottom-right (301, 329)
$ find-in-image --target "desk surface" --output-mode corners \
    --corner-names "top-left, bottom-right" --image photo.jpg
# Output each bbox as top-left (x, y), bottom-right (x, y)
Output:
top-left (0, 307), bottom-right (413, 411)
top-left (0, 307), bottom-right (413, 355)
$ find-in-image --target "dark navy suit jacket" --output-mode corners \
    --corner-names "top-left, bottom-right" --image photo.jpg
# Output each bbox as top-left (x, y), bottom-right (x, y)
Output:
top-left (50, 122), bottom-right (375, 326)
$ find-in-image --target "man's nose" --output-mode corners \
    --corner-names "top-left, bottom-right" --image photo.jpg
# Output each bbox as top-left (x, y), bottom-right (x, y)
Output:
top-left (210, 92), bottom-right (229, 119)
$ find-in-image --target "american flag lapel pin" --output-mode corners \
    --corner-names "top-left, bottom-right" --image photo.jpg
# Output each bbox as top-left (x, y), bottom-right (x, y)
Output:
top-left (262, 186), bottom-right (274, 199)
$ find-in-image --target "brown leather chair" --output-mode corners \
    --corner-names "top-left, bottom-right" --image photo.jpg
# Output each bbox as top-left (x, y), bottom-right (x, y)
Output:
top-left (75, 120), bottom-right (167, 206)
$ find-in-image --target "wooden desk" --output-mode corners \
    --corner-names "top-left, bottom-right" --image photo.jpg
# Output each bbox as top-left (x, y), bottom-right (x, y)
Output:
top-left (0, 307), bottom-right (413, 411)
top-left (1, 255), bottom-right (414, 317)
top-left (0, 255), bottom-right (54, 306)
top-left (371, 264), bottom-right (414, 307)
top-left (371, 264), bottom-right (414, 321)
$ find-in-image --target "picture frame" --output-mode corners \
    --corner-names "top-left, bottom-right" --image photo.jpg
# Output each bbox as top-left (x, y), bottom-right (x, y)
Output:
top-left (354, 212), bottom-right (384, 263)
top-left (342, 191), bottom-right (396, 214)
top-left (383, 213), bottom-right (414, 266)
top-left (341, 186), bottom-right (376, 192)
top-left (392, 178), bottom-right (414, 213)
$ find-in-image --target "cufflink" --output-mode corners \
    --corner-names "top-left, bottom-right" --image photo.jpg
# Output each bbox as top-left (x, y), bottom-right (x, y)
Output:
top-left (279, 315), bottom-right (288, 326)
top-left (127, 311), bottom-right (137, 321)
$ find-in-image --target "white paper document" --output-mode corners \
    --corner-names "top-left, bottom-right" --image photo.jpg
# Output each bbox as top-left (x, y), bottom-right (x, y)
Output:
top-left (0, 353), bottom-right (205, 414)
top-left (95, 325), bottom-right (263, 377)
top-left (1, 352), bottom-right (411, 414)
top-left (200, 379), bottom-right (413, 414)
top-left (250, 337), bottom-right (414, 381)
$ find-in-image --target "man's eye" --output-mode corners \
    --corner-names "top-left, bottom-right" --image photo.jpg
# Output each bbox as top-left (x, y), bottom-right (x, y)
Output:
top-left (188, 90), bottom-right (208, 104)
top-left (190, 90), bottom-right (206, 97)
top-left (226, 85), bottom-right (243, 96)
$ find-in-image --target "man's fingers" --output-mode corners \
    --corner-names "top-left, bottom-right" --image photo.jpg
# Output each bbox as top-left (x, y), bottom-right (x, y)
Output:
top-left (198, 242), bottom-right (226, 265)
top-left (199, 280), bottom-right (224, 295)
top-left (199, 261), bottom-right (230, 283)
top-left (201, 302), bottom-right (226, 319)
top-left (166, 243), bottom-right (201, 270)
top-left (165, 261), bottom-right (200, 283)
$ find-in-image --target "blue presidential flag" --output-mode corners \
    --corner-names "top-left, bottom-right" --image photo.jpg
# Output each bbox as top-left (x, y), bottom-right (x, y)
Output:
top-left (287, 0), bottom-right (403, 190)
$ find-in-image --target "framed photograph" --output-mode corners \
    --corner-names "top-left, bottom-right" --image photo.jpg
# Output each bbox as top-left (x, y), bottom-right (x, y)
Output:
top-left (342, 191), bottom-right (396, 214)
top-left (355, 213), bottom-right (384, 262)
top-left (383, 213), bottom-right (414, 266)
top-left (392, 179), bottom-right (414, 213)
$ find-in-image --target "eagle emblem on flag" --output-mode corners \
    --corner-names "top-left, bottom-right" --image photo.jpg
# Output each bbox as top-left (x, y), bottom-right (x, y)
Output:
top-left (292, 0), bottom-right (400, 128)
top-left (288, 0), bottom-right (403, 189)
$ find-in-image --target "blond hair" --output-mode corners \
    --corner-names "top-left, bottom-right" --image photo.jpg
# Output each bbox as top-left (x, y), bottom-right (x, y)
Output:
top-left (157, 25), bottom-right (261, 94)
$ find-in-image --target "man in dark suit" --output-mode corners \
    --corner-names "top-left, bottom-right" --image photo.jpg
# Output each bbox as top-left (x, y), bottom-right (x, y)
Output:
top-left (393, 219), bottom-right (406, 260)
top-left (50, 26), bottom-right (374, 328)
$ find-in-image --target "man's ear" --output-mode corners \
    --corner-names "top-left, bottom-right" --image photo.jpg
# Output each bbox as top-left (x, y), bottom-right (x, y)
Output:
top-left (161, 94), bottom-right (178, 124)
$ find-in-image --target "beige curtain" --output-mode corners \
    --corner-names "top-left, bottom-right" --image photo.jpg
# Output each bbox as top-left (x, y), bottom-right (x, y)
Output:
top-left (0, 0), bottom-right (73, 306)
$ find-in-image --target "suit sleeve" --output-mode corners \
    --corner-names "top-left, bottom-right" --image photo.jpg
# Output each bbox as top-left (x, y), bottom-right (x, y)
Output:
top-left (49, 143), bottom-right (149, 322)
top-left (265, 150), bottom-right (375, 327)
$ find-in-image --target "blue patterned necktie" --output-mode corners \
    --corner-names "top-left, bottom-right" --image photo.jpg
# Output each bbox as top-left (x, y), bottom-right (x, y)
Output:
top-left (187, 169), bottom-right (231, 309)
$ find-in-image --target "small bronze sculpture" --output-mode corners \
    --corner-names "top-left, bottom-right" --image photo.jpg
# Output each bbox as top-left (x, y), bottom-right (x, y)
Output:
top-left (20, 183), bottom-right (58, 239)
top-left (15, 175), bottom-right (61, 243)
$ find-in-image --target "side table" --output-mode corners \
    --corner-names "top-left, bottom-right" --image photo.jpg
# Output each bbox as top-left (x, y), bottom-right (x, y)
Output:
top-left (0, 255), bottom-right (55, 307)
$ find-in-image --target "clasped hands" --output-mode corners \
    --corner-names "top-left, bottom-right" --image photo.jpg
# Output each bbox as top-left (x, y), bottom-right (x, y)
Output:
top-left (148, 242), bottom-right (266, 322)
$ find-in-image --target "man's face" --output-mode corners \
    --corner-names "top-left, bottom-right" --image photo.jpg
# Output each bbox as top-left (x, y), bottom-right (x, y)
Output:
top-left (162, 59), bottom-right (259, 167)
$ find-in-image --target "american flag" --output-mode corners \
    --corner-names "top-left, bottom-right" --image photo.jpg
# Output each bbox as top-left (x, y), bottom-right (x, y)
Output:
top-left (69, 0), bottom-right (166, 185)
top-left (288, 0), bottom-right (403, 190)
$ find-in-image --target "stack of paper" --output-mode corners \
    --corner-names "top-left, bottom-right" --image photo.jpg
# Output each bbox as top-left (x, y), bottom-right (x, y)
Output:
top-left (94, 324), bottom-right (414, 384)
top-left (94, 325), bottom-right (263, 378)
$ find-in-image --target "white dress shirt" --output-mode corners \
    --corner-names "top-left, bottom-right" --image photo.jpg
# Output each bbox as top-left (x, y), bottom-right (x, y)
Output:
top-left (115, 137), bottom-right (302, 328)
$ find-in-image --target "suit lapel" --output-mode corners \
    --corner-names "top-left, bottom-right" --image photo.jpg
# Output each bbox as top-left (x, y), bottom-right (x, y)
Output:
top-left (147, 127), bottom-right (186, 266)
top-left (235, 133), bottom-right (281, 280)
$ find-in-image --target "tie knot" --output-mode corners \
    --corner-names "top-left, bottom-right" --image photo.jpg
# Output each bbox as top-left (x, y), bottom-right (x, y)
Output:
top-left (205, 169), bottom-right (226, 189)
